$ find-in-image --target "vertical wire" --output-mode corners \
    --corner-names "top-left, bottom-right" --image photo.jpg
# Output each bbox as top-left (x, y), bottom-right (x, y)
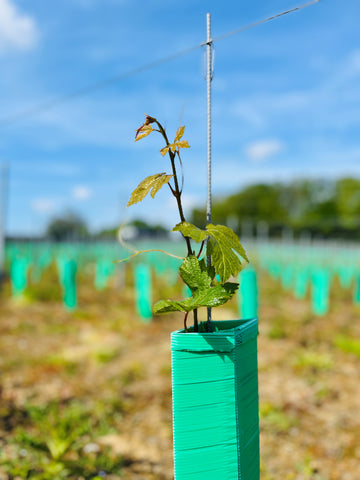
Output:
top-left (206, 13), bottom-right (213, 330)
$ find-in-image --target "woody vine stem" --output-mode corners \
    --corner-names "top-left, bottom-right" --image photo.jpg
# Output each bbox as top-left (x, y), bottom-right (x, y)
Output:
top-left (137, 115), bottom-right (199, 331)
top-left (128, 114), bottom-right (248, 333)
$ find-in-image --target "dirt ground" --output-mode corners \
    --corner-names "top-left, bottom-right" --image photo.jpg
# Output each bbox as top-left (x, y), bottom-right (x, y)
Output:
top-left (0, 266), bottom-right (359, 479)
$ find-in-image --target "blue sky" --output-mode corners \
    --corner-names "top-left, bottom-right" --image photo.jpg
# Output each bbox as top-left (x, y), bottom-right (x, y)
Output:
top-left (1, 0), bottom-right (360, 235)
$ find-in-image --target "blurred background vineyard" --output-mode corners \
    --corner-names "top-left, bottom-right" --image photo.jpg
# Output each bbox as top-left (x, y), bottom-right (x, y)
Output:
top-left (1, 0), bottom-right (360, 478)
top-left (0, 182), bottom-right (360, 479)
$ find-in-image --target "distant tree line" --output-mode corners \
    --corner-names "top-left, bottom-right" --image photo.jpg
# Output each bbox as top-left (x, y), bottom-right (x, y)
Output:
top-left (190, 177), bottom-right (360, 240)
top-left (45, 212), bottom-right (89, 241)
top-left (17, 177), bottom-right (360, 242)
top-left (45, 212), bottom-right (167, 242)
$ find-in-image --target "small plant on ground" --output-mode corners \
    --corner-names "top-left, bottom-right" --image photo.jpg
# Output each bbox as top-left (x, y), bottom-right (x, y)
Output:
top-left (259, 402), bottom-right (298, 434)
top-left (334, 334), bottom-right (360, 358)
top-left (0, 400), bottom-right (122, 479)
top-left (125, 115), bottom-right (248, 332)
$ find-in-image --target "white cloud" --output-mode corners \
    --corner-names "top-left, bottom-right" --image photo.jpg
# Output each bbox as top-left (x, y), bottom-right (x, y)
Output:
top-left (245, 139), bottom-right (284, 162)
top-left (31, 198), bottom-right (56, 213)
top-left (72, 185), bottom-right (92, 200)
top-left (0, 0), bottom-right (39, 53)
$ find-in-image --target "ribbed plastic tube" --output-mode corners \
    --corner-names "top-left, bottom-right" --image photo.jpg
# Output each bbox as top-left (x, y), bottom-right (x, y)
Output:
top-left (311, 269), bottom-right (330, 316)
top-left (171, 319), bottom-right (260, 480)
top-left (239, 269), bottom-right (258, 319)
top-left (134, 263), bottom-right (152, 322)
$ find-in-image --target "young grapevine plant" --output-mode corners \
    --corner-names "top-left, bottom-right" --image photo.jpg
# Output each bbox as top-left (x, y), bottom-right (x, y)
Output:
top-left (127, 115), bottom-right (249, 332)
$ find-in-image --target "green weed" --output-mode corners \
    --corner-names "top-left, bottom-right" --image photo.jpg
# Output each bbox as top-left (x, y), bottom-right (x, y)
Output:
top-left (122, 362), bottom-right (145, 386)
top-left (0, 399), bottom-right (123, 479)
top-left (25, 263), bottom-right (63, 303)
top-left (71, 309), bottom-right (93, 320)
top-left (295, 455), bottom-right (325, 479)
top-left (24, 283), bottom-right (62, 303)
top-left (292, 350), bottom-right (334, 373)
top-left (95, 349), bottom-right (121, 364)
top-left (334, 334), bottom-right (360, 358)
top-left (267, 318), bottom-right (287, 339)
top-left (44, 355), bottom-right (79, 375)
top-left (259, 402), bottom-right (298, 434)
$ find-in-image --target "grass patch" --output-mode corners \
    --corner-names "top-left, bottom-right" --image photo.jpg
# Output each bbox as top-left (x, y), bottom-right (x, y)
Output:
top-left (0, 399), bottom-right (123, 479)
top-left (292, 350), bottom-right (334, 373)
top-left (24, 283), bottom-right (62, 303)
top-left (95, 349), bottom-right (121, 364)
top-left (334, 335), bottom-right (360, 358)
top-left (259, 402), bottom-right (298, 434)
top-left (267, 317), bottom-right (288, 339)
top-left (43, 355), bottom-right (80, 376)
top-left (121, 362), bottom-right (145, 386)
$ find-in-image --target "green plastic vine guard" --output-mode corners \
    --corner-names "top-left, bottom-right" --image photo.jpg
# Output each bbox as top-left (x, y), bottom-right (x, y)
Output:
top-left (134, 263), bottom-right (152, 322)
top-left (268, 260), bottom-right (281, 279)
top-left (95, 258), bottom-right (114, 290)
top-left (171, 319), bottom-right (260, 480)
top-left (10, 257), bottom-right (29, 297)
top-left (281, 264), bottom-right (293, 291)
top-left (353, 273), bottom-right (360, 305)
top-left (293, 266), bottom-right (309, 300)
top-left (338, 265), bottom-right (354, 290)
top-left (57, 257), bottom-right (77, 310)
top-left (311, 269), bottom-right (330, 316)
top-left (238, 269), bottom-right (258, 320)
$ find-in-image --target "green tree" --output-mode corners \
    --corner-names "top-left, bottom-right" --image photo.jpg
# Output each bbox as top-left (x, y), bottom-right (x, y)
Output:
top-left (335, 177), bottom-right (360, 229)
top-left (190, 177), bottom-right (360, 240)
top-left (46, 212), bottom-right (89, 242)
top-left (191, 183), bottom-right (288, 233)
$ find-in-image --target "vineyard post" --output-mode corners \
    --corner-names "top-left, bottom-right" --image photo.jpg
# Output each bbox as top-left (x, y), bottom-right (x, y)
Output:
top-left (206, 12), bottom-right (213, 330)
top-left (0, 162), bottom-right (9, 278)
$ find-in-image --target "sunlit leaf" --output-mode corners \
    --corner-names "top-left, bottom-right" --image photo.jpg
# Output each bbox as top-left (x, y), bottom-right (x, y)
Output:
top-left (206, 224), bottom-right (248, 282)
top-left (172, 221), bottom-right (208, 243)
top-left (173, 222), bottom-right (248, 282)
top-left (153, 298), bottom-right (193, 314)
top-left (179, 255), bottom-right (213, 293)
top-left (150, 173), bottom-right (173, 198)
top-left (174, 140), bottom-right (190, 150)
top-left (160, 146), bottom-right (170, 156)
top-left (174, 125), bottom-right (185, 142)
top-left (127, 173), bottom-right (173, 207)
top-left (159, 139), bottom-right (190, 156)
top-left (191, 282), bottom-right (238, 308)
top-left (135, 125), bottom-right (153, 142)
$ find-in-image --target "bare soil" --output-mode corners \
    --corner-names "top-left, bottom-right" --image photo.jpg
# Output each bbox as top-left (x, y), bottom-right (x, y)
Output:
top-left (0, 269), bottom-right (359, 479)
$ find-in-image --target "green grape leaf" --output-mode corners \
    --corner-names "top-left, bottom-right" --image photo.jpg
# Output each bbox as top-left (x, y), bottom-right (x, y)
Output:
top-left (206, 224), bottom-right (249, 282)
top-left (172, 222), bottom-right (248, 282)
top-left (153, 282), bottom-right (238, 314)
top-left (153, 255), bottom-right (238, 315)
top-left (172, 221), bottom-right (208, 243)
top-left (127, 173), bottom-right (173, 207)
top-left (179, 255), bottom-right (214, 293)
top-left (191, 282), bottom-right (239, 308)
top-left (153, 298), bottom-right (193, 314)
